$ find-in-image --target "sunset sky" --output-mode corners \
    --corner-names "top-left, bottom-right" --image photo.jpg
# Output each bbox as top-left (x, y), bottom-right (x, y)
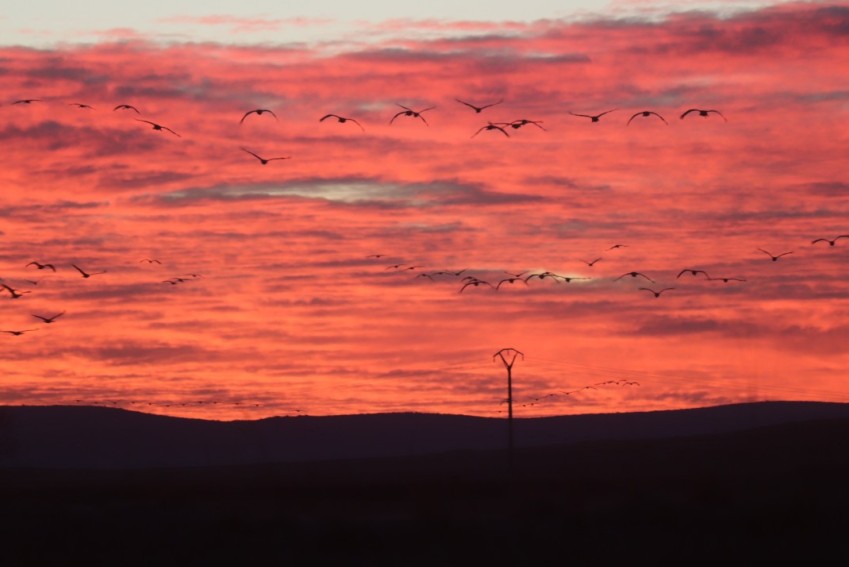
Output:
top-left (2, 1), bottom-right (848, 420)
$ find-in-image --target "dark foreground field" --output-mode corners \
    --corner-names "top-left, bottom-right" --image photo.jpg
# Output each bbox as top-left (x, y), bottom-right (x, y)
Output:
top-left (3, 415), bottom-right (849, 565)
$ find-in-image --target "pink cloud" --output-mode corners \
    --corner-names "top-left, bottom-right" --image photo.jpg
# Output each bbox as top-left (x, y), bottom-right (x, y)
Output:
top-left (1, 2), bottom-right (848, 419)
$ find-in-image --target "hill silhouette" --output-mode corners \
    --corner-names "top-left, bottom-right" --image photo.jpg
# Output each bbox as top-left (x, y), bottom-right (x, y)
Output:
top-left (3, 400), bottom-right (849, 469)
top-left (3, 401), bottom-right (849, 565)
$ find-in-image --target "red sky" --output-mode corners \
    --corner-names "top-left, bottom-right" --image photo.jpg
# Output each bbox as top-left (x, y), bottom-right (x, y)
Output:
top-left (2, 2), bottom-right (848, 420)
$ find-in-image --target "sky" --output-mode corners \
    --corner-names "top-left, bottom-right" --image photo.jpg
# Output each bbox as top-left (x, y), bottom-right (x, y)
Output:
top-left (1, 1), bottom-right (848, 421)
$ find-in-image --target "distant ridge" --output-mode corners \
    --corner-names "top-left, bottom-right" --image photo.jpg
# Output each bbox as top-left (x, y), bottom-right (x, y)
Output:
top-left (2, 401), bottom-right (849, 469)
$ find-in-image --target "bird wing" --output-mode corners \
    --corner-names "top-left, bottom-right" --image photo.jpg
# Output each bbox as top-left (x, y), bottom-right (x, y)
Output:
top-left (455, 99), bottom-right (477, 110)
top-left (626, 112), bottom-right (641, 125)
top-left (680, 109), bottom-right (699, 119)
top-left (240, 147), bottom-right (263, 161)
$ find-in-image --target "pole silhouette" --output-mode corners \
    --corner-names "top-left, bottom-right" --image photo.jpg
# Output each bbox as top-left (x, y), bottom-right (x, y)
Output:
top-left (494, 347), bottom-right (524, 475)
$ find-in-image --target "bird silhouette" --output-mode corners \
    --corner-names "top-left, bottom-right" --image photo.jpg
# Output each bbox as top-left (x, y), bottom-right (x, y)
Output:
top-left (757, 248), bottom-right (793, 261)
top-left (432, 268), bottom-right (469, 277)
top-left (390, 104), bottom-right (435, 126)
top-left (707, 276), bottom-right (747, 283)
top-left (472, 122), bottom-right (510, 138)
top-left (639, 287), bottom-right (675, 297)
top-left (13, 99), bottom-right (40, 105)
top-left (320, 114), bottom-right (365, 131)
top-left (459, 278), bottom-right (494, 293)
top-left (2, 329), bottom-right (38, 335)
top-left (627, 111), bottom-right (668, 125)
top-left (32, 311), bottom-right (65, 323)
top-left (26, 261), bottom-right (56, 271)
top-left (524, 271), bottom-right (566, 283)
top-left (812, 235), bottom-right (849, 246)
top-left (455, 98), bottom-right (503, 113)
top-left (579, 258), bottom-right (603, 267)
top-left (69, 103), bottom-right (94, 109)
top-left (240, 108), bottom-right (277, 124)
top-left (113, 104), bottom-right (140, 113)
top-left (680, 108), bottom-right (727, 121)
top-left (496, 277), bottom-right (529, 290)
top-left (569, 109), bottom-right (617, 122)
top-left (1, 284), bottom-right (31, 298)
top-left (607, 244), bottom-right (627, 250)
top-left (240, 147), bottom-right (290, 164)
top-left (505, 119), bottom-right (546, 131)
top-left (615, 271), bottom-right (655, 283)
top-left (136, 119), bottom-right (180, 136)
top-left (71, 264), bottom-right (106, 278)
top-left (676, 269), bottom-right (710, 279)
top-left (139, 258), bottom-right (162, 264)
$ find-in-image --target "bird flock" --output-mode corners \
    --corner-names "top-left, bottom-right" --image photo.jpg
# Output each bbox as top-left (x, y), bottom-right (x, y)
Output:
top-left (2, 92), bottom-right (846, 416)
top-left (365, 233), bottom-right (847, 299)
top-left (4, 96), bottom-right (735, 164)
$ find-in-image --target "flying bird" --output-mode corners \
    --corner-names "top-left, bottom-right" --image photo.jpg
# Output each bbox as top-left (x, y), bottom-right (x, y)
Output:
top-left (496, 277), bottom-right (529, 290)
top-left (757, 248), bottom-right (793, 261)
top-left (524, 271), bottom-right (566, 283)
top-left (432, 268), bottom-right (468, 277)
top-left (812, 235), bottom-right (849, 246)
top-left (579, 258), bottom-right (603, 267)
top-left (1, 284), bottom-right (31, 298)
top-left (69, 103), bottom-right (94, 109)
top-left (569, 109), bottom-right (617, 122)
top-left (455, 98), bottom-right (503, 113)
top-left (389, 104), bottom-right (435, 126)
top-left (71, 263), bottom-right (106, 278)
top-left (615, 271), bottom-right (655, 283)
top-left (12, 99), bottom-right (40, 104)
top-left (2, 329), bottom-right (38, 336)
top-left (240, 108), bottom-right (277, 124)
top-left (136, 119), bottom-right (180, 136)
top-left (139, 258), bottom-right (162, 264)
top-left (680, 108), bottom-right (727, 121)
top-left (319, 114), bottom-right (365, 131)
top-left (240, 147), bottom-right (290, 164)
top-left (459, 278), bottom-right (494, 293)
top-left (607, 244), bottom-right (627, 250)
top-left (707, 276), bottom-right (747, 283)
top-left (505, 119), bottom-right (546, 131)
top-left (472, 122), bottom-right (510, 138)
top-left (676, 269), bottom-right (710, 279)
top-left (32, 311), bottom-right (65, 323)
top-left (639, 287), bottom-right (675, 297)
top-left (26, 261), bottom-right (56, 271)
top-left (627, 111), bottom-right (668, 125)
top-left (113, 104), bottom-right (140, 113)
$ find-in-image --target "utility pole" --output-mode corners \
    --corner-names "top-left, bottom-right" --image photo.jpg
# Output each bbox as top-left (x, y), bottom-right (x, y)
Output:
top-left (494, 347), bottom-right (523, 475)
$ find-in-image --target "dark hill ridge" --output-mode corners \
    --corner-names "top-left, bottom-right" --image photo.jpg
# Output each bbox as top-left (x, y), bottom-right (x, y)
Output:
top-left (3, 400), bottom-right (849, 469)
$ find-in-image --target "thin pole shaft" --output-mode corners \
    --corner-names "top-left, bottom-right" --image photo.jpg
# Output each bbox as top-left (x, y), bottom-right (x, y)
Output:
top-left (507, 364), bottom-right (514, 474)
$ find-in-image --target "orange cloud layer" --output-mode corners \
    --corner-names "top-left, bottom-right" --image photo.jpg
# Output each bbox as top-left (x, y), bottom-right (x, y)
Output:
top-left (1, 2), bottom-right (848, 420)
